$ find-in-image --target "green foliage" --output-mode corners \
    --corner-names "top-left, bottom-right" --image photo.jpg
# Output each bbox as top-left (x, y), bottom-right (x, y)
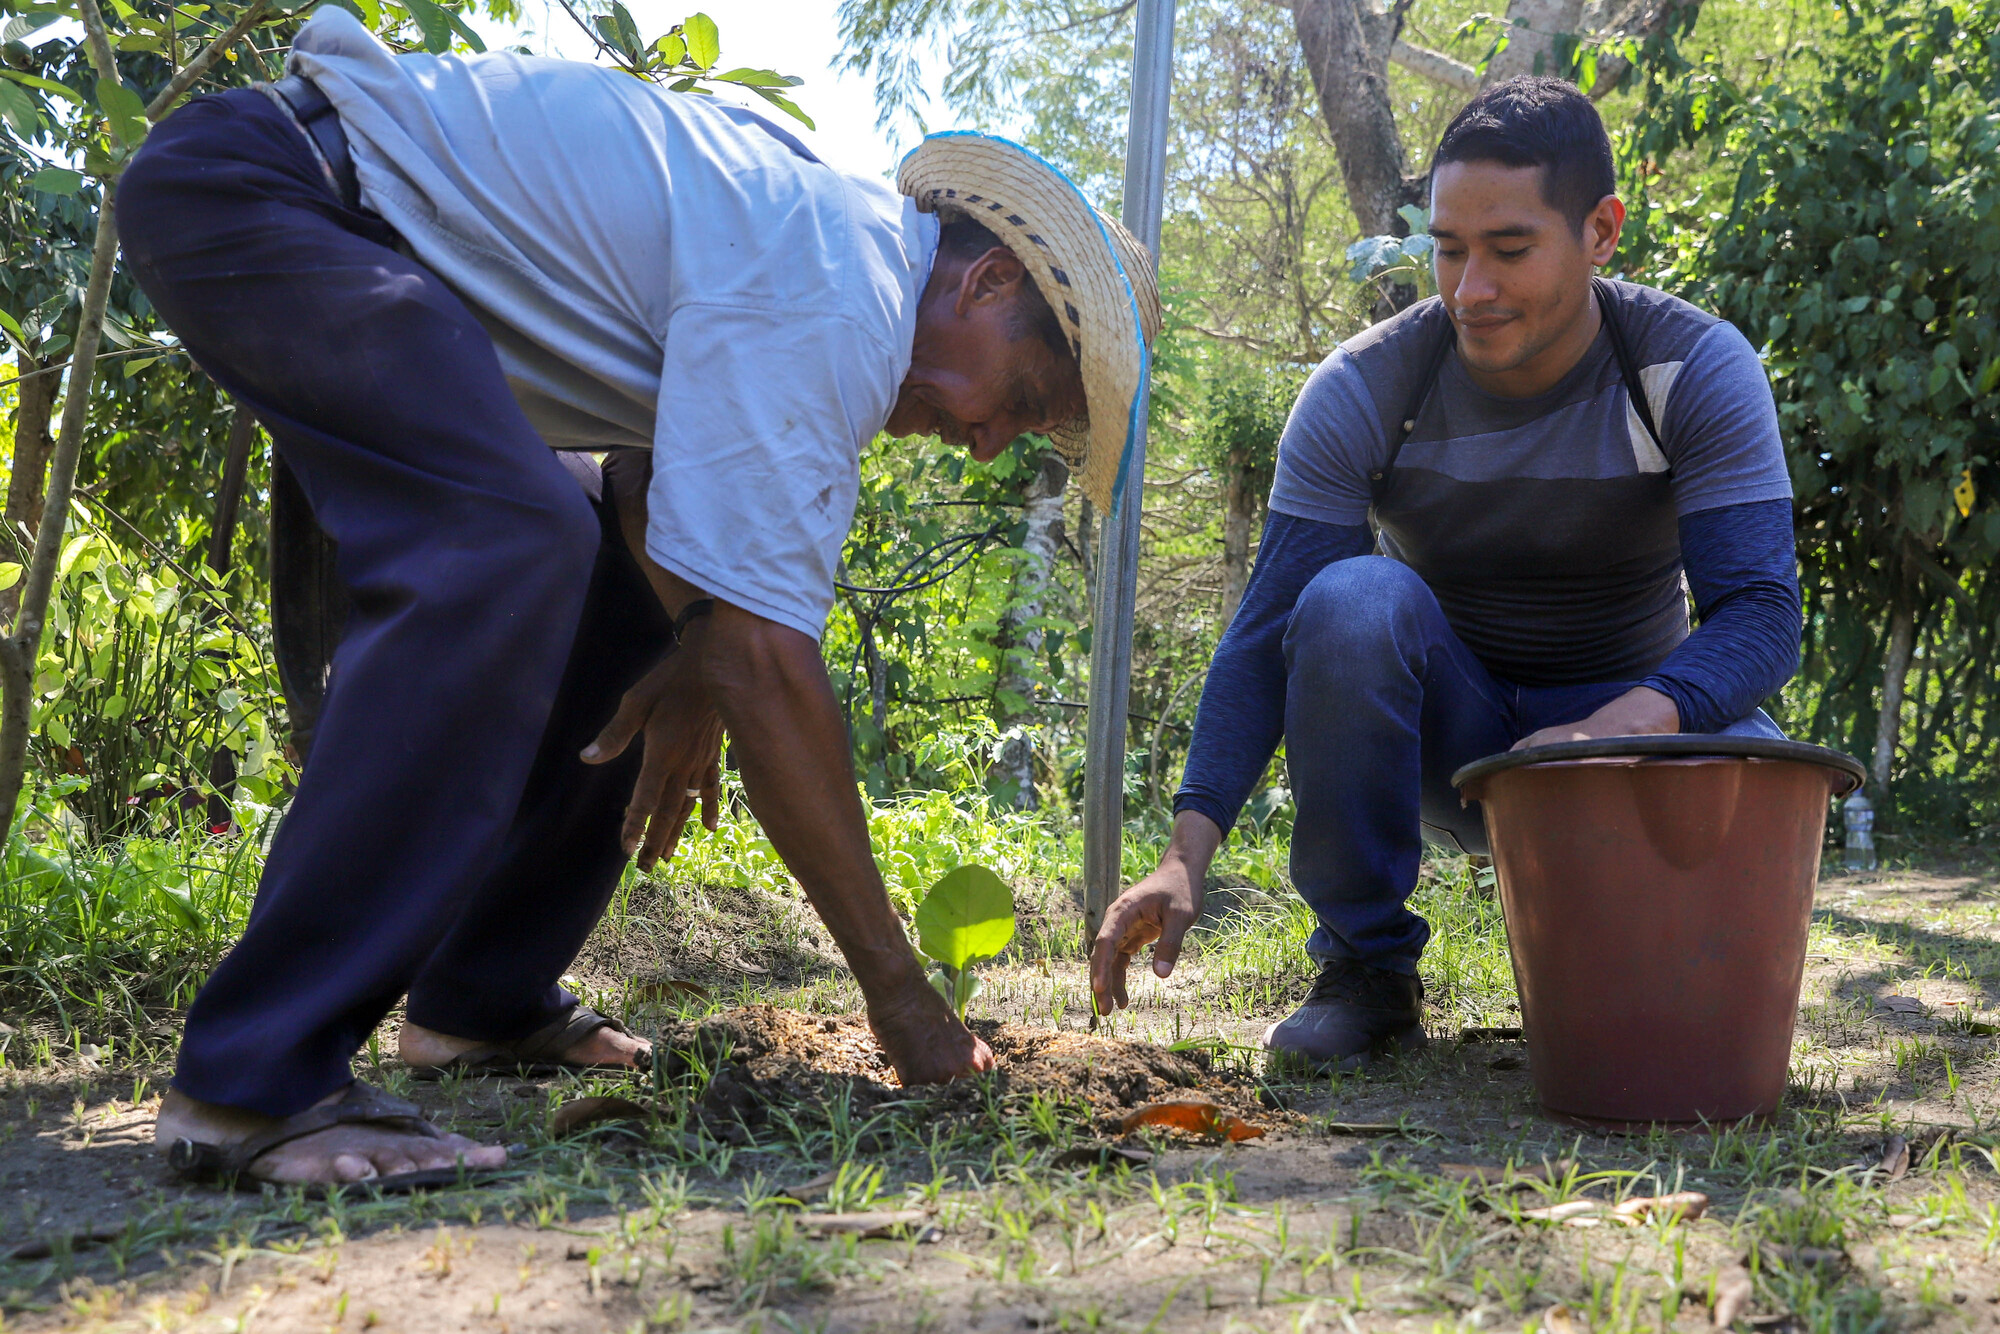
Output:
top-left (1346, 204), bottom-right (1438, 302)
top-left (1627, 0), bottom-right (2000, 829)
top-left (567, 2), bottom-right (813, 127)
top-left (1, 777), bottom-right (262, 1032)
top-left (30, 515), bottom-right (292, 838)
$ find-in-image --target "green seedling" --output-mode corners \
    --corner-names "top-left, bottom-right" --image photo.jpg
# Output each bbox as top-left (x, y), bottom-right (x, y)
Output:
top-left (913, 864), bottom-right (1016, 1019)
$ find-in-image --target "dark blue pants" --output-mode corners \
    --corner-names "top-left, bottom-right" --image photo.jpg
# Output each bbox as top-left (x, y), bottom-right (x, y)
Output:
top-left (121, 89), bottom-right (672, 1116)
top-left (1284, 556), bottom-right (1782, 975)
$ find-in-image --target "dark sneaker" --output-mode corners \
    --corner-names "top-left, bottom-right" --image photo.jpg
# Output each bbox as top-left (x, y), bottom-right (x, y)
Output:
top-left (1262, 959), bottom-right (1427, 1073)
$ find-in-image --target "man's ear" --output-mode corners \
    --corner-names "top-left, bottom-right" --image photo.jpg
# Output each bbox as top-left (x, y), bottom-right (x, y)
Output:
top-left (955, 246), bottom-right (1028, 317)
top-left (1585, 194), bottom-right (1626, 268)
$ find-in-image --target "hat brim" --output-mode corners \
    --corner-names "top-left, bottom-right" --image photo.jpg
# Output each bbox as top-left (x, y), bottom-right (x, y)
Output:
top-left (899, 132), bottom-right (1161, 511)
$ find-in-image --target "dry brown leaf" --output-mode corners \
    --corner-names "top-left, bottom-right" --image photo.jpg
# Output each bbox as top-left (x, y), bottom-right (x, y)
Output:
top-left (548, 1095), bottom-right (650, 1137)
top-left (801, 1210), bottom-right (928, 1239)
top-left (1879, 995), bottom-right (1926, 1015)
top-left (1521, 1200), bottom-right (1602, 1223)
top-left (1116, 1100), bottom-right (1265, 1142)
top-left (1541, 1303), bottom-right (1580, 1334)
top-left (1877, 1134), bottom-right (1910, 1181)
top-left (1711, 1265), bottom-right (1754, 1328)
top-left (1614, 1191), bottom-right (1709, 1223)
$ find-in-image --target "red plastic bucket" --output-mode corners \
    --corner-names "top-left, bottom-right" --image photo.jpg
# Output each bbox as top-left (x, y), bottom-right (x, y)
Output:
top-left (1453, 737), bottom-right (1864, 1128)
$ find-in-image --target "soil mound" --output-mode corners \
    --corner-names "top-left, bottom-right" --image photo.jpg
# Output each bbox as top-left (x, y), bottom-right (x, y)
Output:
top-left (655, 1005), bottom-right (1275, 1144)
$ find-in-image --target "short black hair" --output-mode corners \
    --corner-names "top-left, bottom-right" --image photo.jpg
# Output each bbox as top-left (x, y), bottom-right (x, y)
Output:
top-left (1431, 77), bottom-right (1616, 230)
top-left (937, 214), bottom-right (1072, 361)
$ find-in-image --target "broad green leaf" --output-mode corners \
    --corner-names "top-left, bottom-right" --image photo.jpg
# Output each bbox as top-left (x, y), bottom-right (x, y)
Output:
top-left (0, 68), bottom-right (88, 105)
top-left (0, 562), bottom-right (19, 592)
top-left (403, 0), bottom-right (452, 54)
top-left (913, 863), bottom-right (1015, 971)
top-left (443, 6), bottom-right (485, 52)
top-left (682, 11), bottom-right (718, 69)
top-left (0, 75), bottom-right (39, 136)
top-left (0, 309), bottom-right (29, 357)
top-left (2, 13), bottom-right (60, 42)
top-left (94, 74), bottom-right (146, 145)
top-left (653, 31), bottom-right (685, 63)
top-left (716, 67), bottom-right (799, 87)
top-left (28, 165), bottom-right (81, 195)
top-left (606, 2), bottom-right (641, 55)
top-left (748, 84), bottom-right (813, 129)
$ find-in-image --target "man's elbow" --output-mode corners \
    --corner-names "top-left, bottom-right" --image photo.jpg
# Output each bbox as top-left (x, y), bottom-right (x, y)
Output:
top-left (699, 606), bottom-right (825, 720)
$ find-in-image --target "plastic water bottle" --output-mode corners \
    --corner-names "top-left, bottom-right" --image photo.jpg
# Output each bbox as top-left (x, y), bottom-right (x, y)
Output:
top-left (1843, 791), bottom-right (1877, 872)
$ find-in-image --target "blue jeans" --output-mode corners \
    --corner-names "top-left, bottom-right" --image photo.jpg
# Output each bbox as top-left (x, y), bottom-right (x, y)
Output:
top-left (1283, 556), bottom-right (1782, 974)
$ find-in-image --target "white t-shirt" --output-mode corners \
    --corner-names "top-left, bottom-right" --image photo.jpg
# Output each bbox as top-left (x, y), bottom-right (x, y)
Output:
top-left (289, 8), bottom-right (938, 639)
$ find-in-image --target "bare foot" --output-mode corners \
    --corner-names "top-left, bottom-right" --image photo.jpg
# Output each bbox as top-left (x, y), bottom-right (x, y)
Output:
top-left (154, 1087), bottom-right (507, 1185)
top-left (397, 1019), bottom-right (652, 1070)
top-left (867, 978), bottom-right (996, 1085)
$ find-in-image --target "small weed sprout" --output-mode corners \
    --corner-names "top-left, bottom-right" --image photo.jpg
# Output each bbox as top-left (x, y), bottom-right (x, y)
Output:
top-left (912, 864), bottom-right (1016, 1020)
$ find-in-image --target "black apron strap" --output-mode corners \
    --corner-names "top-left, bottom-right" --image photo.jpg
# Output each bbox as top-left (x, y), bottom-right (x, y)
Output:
top-left (1369, 281), bottom-right (1669, 511)
top-left (1370, 302), bottom-right (1455, 507)
top-left (1593, 275), bottom-right (1665, 459)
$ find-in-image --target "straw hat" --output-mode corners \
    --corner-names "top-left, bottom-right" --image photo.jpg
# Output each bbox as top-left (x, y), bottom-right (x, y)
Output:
top-left (899, 131), bottom-right (1162, 510)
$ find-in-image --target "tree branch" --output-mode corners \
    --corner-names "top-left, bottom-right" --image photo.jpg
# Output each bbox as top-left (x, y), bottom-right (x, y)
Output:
top-left (147, 0), bottom-right (273, 122)
top-left (1389, 37), bottom-right (1478, 90)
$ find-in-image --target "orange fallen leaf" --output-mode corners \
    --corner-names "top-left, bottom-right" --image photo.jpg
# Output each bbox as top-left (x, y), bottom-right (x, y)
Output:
top-left (1116, 1100), bottom-right (1265, 1142)
top-left (549, 1095), bottom-right (650, 1136)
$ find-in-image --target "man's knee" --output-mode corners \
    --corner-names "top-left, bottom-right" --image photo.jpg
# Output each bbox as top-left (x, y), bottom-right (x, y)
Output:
top-left (1286, 556), bottom-right (1435, 658)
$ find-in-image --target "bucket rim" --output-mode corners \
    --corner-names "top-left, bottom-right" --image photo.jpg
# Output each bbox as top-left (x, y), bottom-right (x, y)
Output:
top-left (1450, 735), bottom-right (1866, 794)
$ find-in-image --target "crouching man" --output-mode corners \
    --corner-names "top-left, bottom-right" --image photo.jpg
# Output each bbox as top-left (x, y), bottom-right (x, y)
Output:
top-left (1090, 78), bottom-right (1799, 1069)
top-left (120, 6), bottom-right (1157, 1186)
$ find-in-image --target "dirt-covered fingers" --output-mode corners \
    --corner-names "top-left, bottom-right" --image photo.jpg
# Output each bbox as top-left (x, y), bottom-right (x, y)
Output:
top-left (1089, 895), bottom-right (1164, 1013)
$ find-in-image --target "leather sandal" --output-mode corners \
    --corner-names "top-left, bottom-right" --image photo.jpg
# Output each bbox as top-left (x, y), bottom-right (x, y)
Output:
top-left (408, 1005), bottom-right (649, 1080)
top-left (166, 1081), bottom-right (500, 1194)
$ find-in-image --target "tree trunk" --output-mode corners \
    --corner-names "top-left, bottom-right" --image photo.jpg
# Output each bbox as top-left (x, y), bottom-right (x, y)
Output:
top-left (1482, 0), bottom-right (1587, 84)
top-left (1220, 446), bottom-right (1258, 626)
top-left (1871, 599), bottom-right (1916, 796)
top-left (205, 407), bottom-right (258, 577)
top-left (994, 454), bottom-right (1070, 808)
top-left (0, 196), bottom-right (120, 836)
top-left (2, 345), bottom-right (60, 628)
top-left (863, 616), bottom-right (889, 747)
top-left (1290, 0), bottom-right (1425, 241)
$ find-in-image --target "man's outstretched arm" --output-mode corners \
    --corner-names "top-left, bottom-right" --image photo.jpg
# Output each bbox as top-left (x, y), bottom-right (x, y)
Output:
top-left (589, 452), bottom-right (991, 1084)
top-left (1092, 512), bottom-right (1371, 1013)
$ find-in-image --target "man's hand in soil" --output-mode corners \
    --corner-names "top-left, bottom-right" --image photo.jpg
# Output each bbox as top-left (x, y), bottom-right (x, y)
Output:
top-left (1510, 685), bottom-right (1681, 752)
top-left (582, 637), bottom-right (724, 870)
top-left (1090, 810), bottom-right (1221, 1015)
top-left (638, 599), bottom-right (994, 1084)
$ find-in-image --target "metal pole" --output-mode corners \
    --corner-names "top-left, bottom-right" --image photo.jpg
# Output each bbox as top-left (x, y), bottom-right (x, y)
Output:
top-left (1082, 0), bottom-right (1174, 946)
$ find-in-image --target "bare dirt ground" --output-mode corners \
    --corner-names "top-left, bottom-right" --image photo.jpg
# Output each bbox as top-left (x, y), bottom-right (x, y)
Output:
top-left (6, 851), bottom-right (2000, 1333)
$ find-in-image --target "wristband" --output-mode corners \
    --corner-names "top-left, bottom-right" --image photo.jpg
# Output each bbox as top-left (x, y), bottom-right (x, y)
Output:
top-left (671, 597), bottom-right (715, 645)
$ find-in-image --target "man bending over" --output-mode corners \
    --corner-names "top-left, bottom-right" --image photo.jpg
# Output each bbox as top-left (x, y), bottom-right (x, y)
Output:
top-left (120, 7), bottom-right (1157, 1186)
top-left (1090, 78), bottom-right (1798, 1069)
